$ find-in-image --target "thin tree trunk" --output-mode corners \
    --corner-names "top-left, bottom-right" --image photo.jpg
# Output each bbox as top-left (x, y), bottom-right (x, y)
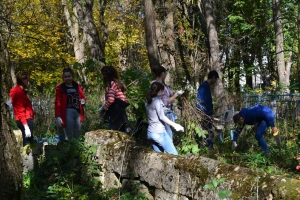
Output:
top-left (298, 0), bottom-right (300, 91)
top-left (272, 0), bottom-right (286, 91)
top-left (145, 0), bottom-right (160, 69)
top-left (285, 51), bottom-right (292, 93)
top-left (203, 0), bottom-right (225, 112)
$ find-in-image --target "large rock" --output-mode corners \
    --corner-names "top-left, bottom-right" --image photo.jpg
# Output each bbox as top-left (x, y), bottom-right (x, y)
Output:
top-left (85, 129), bottom-right (300, 200)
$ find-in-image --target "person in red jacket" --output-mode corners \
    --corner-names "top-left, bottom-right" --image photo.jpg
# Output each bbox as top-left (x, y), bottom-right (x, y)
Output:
top-left (10, 72), bottom-right (34, 146)
top-left (55, 68), bottom-right (86, 140)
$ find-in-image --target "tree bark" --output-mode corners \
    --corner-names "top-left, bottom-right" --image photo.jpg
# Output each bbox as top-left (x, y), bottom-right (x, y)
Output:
top-left (144, 0), bottom-right (160, 70)
top-left (203, 0), bottom-right (225, 113)
top-left (272, 0), bottom-right (286, 92)
top-left (298, 0), bottom-right (300, 91)
top-left (156, 0), bottom-right (176, 85)
top-left (75, 0), bottom-right (105, 66)
top-left (0, 2), bottom-right (23, 195)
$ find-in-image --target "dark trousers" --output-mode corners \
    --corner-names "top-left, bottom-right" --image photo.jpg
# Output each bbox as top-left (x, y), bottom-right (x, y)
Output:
top-left (16, 119), bottom-right (33, 146)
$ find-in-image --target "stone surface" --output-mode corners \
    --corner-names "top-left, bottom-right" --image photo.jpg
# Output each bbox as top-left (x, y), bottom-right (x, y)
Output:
top-left (84, 129), bottom-right (300, 200)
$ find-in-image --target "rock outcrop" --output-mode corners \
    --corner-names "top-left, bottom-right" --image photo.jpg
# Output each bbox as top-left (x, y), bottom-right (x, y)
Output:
top-left (85, 130), bottom-right (300, 200)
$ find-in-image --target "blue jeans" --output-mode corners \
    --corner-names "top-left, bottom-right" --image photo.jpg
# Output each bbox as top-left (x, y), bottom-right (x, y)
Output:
top-left (147, 131), bottom-right (178, 155)
top-left (255, 120), bottom-right (270, 153)
top-left (164, 110), bottom-right (178, 141)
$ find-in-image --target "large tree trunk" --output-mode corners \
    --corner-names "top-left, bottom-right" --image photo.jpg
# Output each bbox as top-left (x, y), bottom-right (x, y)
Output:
top-left (145, 0), bottom-right (160, 70)
top-left (203, 0), bottom-right (225, 113)
top-left (272, 0), bottom-right (286, 92)
top-left (0, 4), bottom-right (23, 195)
top-left (62, 0), bottom-right (89, 89)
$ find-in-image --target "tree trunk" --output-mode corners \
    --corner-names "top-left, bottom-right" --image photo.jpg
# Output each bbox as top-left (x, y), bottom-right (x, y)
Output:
top-left (156, 0), bottom-right (176, 85)
top-left (0, 4), bottom-right (23, 195)
top-left (285, 51), bottom-right (292, 93)
top-left (298, 0), bottom-right (300, 91)
top-left (75, 0), bottom-right (106, 66)
top-left (145, 0), bottom-right (160, 70)
top-left (272, 0), bottom-right (286, 92)
top-left (203, 0), bottom-right (225, 113)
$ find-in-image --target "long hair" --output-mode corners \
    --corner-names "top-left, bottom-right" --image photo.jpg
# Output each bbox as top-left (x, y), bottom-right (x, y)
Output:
top-left (101, 66), bottom-right (125, 92)
top-left (146, 82), bottom-right (164, 104)
top-left (16, 72), bottom-right (30, 88)
top-left (151, 65), bottom-right (166, 79)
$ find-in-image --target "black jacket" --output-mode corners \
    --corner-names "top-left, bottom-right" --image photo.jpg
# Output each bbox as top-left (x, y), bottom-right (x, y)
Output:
top-left (104, 99), bottom-right (129, 130)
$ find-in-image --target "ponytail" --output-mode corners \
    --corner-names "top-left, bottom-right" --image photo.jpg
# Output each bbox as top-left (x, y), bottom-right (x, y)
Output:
top-left (146, 82), bottom-right (164, 104)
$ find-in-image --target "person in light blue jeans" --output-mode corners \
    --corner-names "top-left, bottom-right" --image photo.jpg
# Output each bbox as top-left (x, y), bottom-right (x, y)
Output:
top-left (151, 65), bottom-right (184, 141)
top-left (146, 82), bottom-right (185, 155)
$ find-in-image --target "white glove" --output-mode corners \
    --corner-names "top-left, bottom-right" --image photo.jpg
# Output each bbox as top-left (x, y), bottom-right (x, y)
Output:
top-left (232, 141), bottom-right (237, 149)
top-left (24, 124), bottom-right (31, 138)
top-left (56, 117), bottom-right (62, 127)
top-left (173, 123), bottom-right (184, 132)
top-left (98, 105), bottom-right (107, 112)
top-left (80, 99), bottom-right (85, 105)
top-left (176, 90), bottom-right (184, 95)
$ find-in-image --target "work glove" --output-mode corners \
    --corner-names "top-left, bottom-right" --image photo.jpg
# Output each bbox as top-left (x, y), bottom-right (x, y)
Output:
top-left (80, 99), bottom-right (85, 105)
top-left (98, 105), bottom-right (107, 112)
top-left (176, 90), bottom-right (184, 95)
top-left (173, 123), bottom-right (184, 132)
top-left (273, 129), bottom-right (281, 149)
top-left (24, 124), bottom-right (31, 138)
top-left (232, 141), bottom-right (237, 149)
top-left (56, 117), bottom-right (62, 127)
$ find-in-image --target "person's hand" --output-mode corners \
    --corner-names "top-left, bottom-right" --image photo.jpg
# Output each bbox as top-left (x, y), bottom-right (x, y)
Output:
top-left (98, 105), bottom-right (107, 112)
top-left (173, 123), bottom-right (184, 132)
top-left (56, 117), bottom-right (62, 127)
top-left (176, 90), bottom-right (184, 95)
top-left (80, 99), bottom-right (85, 105)
top-left (24, 124), bottom-right (31, 138)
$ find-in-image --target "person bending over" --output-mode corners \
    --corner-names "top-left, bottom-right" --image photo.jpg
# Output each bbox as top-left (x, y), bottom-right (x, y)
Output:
top-left (232, 104), bottom-right (278, 153)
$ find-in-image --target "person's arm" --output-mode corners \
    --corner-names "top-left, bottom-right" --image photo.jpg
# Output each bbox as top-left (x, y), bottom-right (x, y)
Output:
top-left (12, 91), bottom-right (27, 125)
top-left (105, 82), bottom-right (117, 108)
top-left (154, 99), bottom-right (183, 130)
top-left (233, 124), bottom-right (245, 141)
top-left (264, 108), bottom-right (278, 133)
top-left (55, 86), bottom-right (62, 118)
top-left (78, 84), bottom-right (86, 104)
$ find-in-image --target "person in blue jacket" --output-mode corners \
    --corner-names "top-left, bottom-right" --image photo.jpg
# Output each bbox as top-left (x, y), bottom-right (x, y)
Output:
top-left (232, 105), bottom-right (278, 153)
top-left (196, 70), bottom-right (219, 149)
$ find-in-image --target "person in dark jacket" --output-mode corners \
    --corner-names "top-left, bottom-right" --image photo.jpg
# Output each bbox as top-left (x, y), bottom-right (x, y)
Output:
top-left (98, 66), bottom-right (129, 132)
top-left (232, 104), bottom-right (278, 153)
top-left (10, 72), bottom-right (35, 146)
top-left (196, 70), bottom-right (219, 149)
top-left (55, 68), bottom-right (86, 140)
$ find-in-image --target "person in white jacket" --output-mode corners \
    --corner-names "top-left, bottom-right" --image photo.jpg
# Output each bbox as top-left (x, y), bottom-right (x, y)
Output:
top-left (146, 82), bottom-right (184, 155)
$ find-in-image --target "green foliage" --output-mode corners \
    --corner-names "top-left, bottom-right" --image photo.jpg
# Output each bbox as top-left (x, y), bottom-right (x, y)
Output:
top-left (121, 68), bottom-right (152, 119)
top-left (22, 138), bottom-right (99, 199)
top-left (204, 177), bottom-right (231, 199)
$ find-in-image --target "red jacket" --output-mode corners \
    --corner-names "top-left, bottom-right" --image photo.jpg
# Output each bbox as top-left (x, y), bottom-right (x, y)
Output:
top-left (55, 81), bottom-right (85, 126)
top-left (10, 85), bottom-right (35, 125)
